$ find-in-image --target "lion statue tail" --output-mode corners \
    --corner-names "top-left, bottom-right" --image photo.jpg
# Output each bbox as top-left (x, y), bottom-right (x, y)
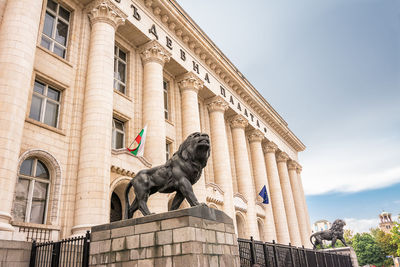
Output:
top-left (310, 233), bottom-right (316, 249)
top-left (124, 180), bottom-right (133, 220)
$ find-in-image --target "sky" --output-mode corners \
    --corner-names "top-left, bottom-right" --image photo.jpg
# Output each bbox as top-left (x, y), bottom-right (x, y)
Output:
top-left (176, 0), bottom-right (400, 233)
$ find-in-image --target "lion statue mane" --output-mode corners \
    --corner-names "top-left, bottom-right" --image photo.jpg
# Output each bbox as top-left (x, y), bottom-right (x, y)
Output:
top-left (124, 132), bottom-right (210, 218)
top-left (310, 219), bottom-right (347, 249)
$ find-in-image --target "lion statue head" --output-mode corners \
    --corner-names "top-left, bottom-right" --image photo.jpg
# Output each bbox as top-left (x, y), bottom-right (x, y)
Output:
top-left (330, 219), bottom-right (346, 236)
top-left (174, 132), bottom-right (210, 167)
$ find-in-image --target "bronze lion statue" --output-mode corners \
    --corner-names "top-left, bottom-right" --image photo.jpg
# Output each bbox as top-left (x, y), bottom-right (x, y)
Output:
top-left (124, 132), bottom-right (210, 218)
top-left (310, 219), bottom-right (347, 249)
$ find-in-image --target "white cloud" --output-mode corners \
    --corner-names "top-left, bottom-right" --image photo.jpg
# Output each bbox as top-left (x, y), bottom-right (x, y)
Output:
top-left (300, 137), bottom-right (400, 195)
top-left (303, 164), bottom-right (400, 195)
top-left (344, 217), bottom-right (380, 234)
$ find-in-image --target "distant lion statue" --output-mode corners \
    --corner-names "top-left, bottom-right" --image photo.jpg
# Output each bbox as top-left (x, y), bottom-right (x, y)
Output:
top-left (310, 219), bottom-right (347, 249)
top-left (124, 132), bottom-right (210, 218)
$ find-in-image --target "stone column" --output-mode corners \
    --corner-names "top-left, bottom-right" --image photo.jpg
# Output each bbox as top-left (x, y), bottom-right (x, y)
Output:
top-left (276, 152), bottom-right (302, 246)
top-left (248, 130), bottom-right (277, 242)
top-left (229, 115), bottom-right (258, 239)
top-left (0, 0), bottom-right (43, 232)
top-left (140, 40), bottom-right (171, 165)
top-left (288, 160), bottom-right (308, 246)
top-left (262, 142), bottom-right (290, 244)
top-left (178, 72), bottom-right (206, 203)
top-left (139, 40), bottom-right (171, 214)
top-left (206, 96), bottom-right (235, 221)
top-left (297, 164), bottom-right (312, 247)
top-left (72, 1), bottom-right (125, 235)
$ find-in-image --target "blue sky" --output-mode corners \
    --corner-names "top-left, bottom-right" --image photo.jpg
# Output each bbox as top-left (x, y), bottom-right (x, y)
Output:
top-left (176, 0), bottom-right (400, 233)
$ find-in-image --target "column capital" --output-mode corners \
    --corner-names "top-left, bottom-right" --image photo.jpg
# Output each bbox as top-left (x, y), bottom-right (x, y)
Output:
top-left (248, 129), bottom-right (264, 143)
top-left (296, 163), bottom-right (303, 174)
top-left (139, 40), bottom-right (171, 65)
top-left (229, 114), bottom-right (248, 129)
top-left (87, 0), bottom-right (126, 29)
top-left (177, 72), bottom-right (204, 93)
top-left (262, 141), bottom-right (278, 154)
top-left (287, 160), bottom-right (298, 171)
top-left (206, 96), bottom-right (229, 113)
top-left (276, 151), bottom-right (289, 163)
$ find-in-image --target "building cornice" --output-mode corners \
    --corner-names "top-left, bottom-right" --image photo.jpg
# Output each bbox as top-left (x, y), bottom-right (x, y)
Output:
top-left (133, 0), bottom-right (305, 152)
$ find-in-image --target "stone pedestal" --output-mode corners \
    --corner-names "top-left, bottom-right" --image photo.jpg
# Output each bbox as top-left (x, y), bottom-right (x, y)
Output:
top-left (89, 206), bottom-right (240, 267)
top-left (322, 247), bottom-right (359, 267)
top-left (0, 240), bottom-right (31, 266)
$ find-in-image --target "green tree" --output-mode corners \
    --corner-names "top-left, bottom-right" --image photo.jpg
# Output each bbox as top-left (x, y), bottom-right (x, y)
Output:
top-left (352, 232), bottom-right (386, 266)
top-left (373, 228), bottom-right (398, 266)
top-left (391, 222), bottom-right (400, 256)
top-left (343, 229), bottom-right (354, 246)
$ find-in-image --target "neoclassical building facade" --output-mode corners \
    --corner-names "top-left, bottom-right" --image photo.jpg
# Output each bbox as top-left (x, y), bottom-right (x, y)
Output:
top-left (0, 0), bottom-right (312, 247)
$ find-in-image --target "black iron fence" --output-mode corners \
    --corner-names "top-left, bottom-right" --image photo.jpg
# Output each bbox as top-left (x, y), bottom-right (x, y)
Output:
top-left (238, 237), bottom-right (353, 267)
top-left (30, 231), bottom-right (90, 267)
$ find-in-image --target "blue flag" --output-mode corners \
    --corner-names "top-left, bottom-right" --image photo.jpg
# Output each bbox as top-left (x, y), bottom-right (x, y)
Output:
top-left (259, 185), bottom-right (269, 204)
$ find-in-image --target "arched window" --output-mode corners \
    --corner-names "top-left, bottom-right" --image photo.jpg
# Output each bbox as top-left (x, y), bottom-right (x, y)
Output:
top-left (236, 213), bottom-right (246, 239)
top-left (13, 158), bottom-right (50, 224)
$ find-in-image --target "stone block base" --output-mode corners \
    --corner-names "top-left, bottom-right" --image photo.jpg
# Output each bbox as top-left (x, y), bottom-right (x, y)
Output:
top-left (89, 206), bottom-right (240, 267)
top-left (322, 247), bottom-right (359, 267)
top-left (0, 239), bottom-right (31, 266)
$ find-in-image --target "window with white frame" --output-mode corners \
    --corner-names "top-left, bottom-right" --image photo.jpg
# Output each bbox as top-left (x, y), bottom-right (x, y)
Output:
top-left (41, 0), bottom-right (70, 59)
top-left (114, 45), bottom-right (127, 94)
top-left (112, 118), bottom-right (125, 149)
top-left (29, 80), bottom-right (61, 128)
top-left (166, 141), bottom-right (171, 160)
top-left (13, 158), bottom-right (50, 224)
top-left (163, 80), bottom-right (169, 120)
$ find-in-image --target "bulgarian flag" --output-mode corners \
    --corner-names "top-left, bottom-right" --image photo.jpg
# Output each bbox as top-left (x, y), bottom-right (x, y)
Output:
top-left (127, 125), bottom-right (147, 157)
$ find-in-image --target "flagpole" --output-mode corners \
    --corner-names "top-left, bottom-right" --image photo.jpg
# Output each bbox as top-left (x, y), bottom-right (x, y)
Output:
top-left (127, 139), bottom-right (136, 149)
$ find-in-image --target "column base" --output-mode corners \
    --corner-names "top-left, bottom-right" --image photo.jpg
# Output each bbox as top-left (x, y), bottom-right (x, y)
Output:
top-left (71, 223), bottom-right (96, 236)
top-left (0, 211), bottom-right (14, 232)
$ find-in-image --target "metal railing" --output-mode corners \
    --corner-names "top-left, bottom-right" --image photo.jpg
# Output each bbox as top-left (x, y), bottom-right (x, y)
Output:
top-left (29, 231), bottom-right (90, 267)
top-left (238, 237), bottom-right (353, 267)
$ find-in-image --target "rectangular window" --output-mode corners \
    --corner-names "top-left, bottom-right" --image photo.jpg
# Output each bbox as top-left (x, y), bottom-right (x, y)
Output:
top-left (41, 0), bottom-right (70, 59)
top-left (112, 118), bottom-right (125, 149)
top-left (29, 80), bottom-right (61, 128)
top-left (166, 141), bottom-right (171, 160)
top-left (114, 45), bottom-right (127, 94)
top-left (163, 80), bottom-right (169, 120)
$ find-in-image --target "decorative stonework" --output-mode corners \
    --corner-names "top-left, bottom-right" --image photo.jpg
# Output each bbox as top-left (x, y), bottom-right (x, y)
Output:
top-left (296, 163), bottom-right (303, 174)
top-left (256, 203), bottom-right (266, 218)
top-left (177, 72), bottom-right (204, 93)
top-left (229, 115), bottom-right (248, 129)
top-left (287, 160), bottom-right (298, 171)
top-left (110, 165), bottom-right (135, 178)
top-left (233, 193), bottom-right (248, 212)
top-left (139, 40), bottom-right (171, 65)
top-left (206, 183), bottom-right (224, 205)
top-left (206, 96), bottom-right (229, 113)
top-left (248, 129), bottom-right (264, 143)
top-left (87, 0), bottom-right (126, 29)
top-left (262, 141), bottom-right (278, 154)
top-left (276, 151), bottom-right (289, 163)
top-left (139, 0), bottom-right (306, 152)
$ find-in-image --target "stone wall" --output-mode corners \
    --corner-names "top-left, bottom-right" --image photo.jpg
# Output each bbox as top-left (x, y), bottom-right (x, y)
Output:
top-left (0, 240), bottom-right (31, 266)
top-left (89, 206), bottom-right (240, 267)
